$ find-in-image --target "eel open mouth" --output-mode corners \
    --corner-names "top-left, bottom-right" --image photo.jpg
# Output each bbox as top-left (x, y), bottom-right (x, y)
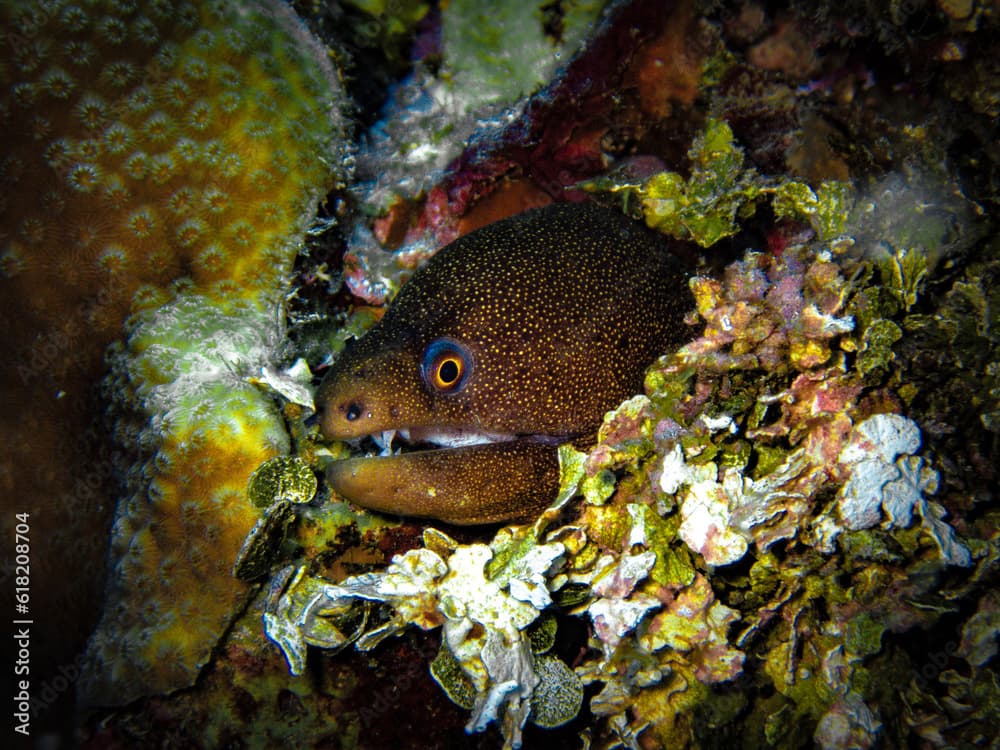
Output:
top-left (358, 427), bottom-right (517, 456)
top-left (326, 428), bottom-right (564, 525)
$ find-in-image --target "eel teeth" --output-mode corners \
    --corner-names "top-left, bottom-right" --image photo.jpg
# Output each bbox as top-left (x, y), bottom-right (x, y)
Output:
top-left (372, 429), bottom-right (397, 456)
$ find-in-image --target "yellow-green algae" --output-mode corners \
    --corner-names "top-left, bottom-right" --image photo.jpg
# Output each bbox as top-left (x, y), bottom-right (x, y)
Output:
top-left (247, 456), bottom-right (319, 508)
top-left (586, 118), bottom-right (852, 247)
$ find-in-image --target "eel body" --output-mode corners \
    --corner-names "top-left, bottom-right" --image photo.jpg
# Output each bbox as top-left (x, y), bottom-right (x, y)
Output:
top-left (317, 202), bottom-right (691, 524)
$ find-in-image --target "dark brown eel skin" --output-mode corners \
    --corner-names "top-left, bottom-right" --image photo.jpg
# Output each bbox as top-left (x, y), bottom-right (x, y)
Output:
top-left (317, 202), bottom-right (691, 524)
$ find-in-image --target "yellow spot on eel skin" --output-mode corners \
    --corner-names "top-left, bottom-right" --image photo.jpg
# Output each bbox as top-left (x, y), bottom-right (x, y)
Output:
top-left (317, 202), bottom-right (692, 524)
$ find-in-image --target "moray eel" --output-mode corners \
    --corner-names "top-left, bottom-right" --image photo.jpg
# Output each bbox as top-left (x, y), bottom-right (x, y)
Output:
top-left (317, 203), bottom-right (691, 524)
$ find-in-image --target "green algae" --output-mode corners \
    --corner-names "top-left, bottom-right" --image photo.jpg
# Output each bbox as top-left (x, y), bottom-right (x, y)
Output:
top-left (343, 0), bottom-right (429, 40)
top-left (233, 499), bottom-right (297, 582)
top-left (844, 612), bottom-right (886, 657)
top-left (856, 318), bottom-right (903, 377)
top-left (432, 619), bottom-right (582, 730)
top-left (630, 505), bottom-right (695, 588)
top-left (878, 245), bottom-right (930, 312)
top-left (430, 641), bottom-right (476, 710)
top-left (484, 523), bottom-right (553, 584)
top-left (526, 612), bottom-right (558, 655)
top-left (555, 443), bottom-right (588, 507)
top-left (640, 119), bottom-right (758, 247)
top-left (529, 654), bottom-right (584, 728)
top-left (247, 456), bottom-right (318, 508)
top-left (614, 118), bottom-right (854, 247)
top-left (772, 180), bottom-right (852, 240)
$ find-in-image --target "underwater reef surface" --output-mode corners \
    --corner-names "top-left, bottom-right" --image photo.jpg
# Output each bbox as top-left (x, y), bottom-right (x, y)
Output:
top-left (1, 0), bottom-right (996, 748)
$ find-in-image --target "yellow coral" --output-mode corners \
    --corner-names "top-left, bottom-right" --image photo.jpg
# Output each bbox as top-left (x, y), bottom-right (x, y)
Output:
top-left (2, 2), bottom-right (342, 322)
top-left (0, 0), bottom-right (347, 706)
top-left (86, 355), bottom-right (290, 701)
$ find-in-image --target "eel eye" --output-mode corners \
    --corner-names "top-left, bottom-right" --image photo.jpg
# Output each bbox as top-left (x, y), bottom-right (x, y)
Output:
top-left (422, 338), bottom-right (472, 393)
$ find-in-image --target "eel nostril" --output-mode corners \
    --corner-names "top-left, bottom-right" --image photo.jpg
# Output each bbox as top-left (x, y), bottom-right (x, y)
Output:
top-left (345, 402), bottom-right (362, 421)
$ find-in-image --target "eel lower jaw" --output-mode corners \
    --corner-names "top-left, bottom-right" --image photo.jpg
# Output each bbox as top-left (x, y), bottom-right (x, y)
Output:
top-left (328, 428), bottom-right (567, 525)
